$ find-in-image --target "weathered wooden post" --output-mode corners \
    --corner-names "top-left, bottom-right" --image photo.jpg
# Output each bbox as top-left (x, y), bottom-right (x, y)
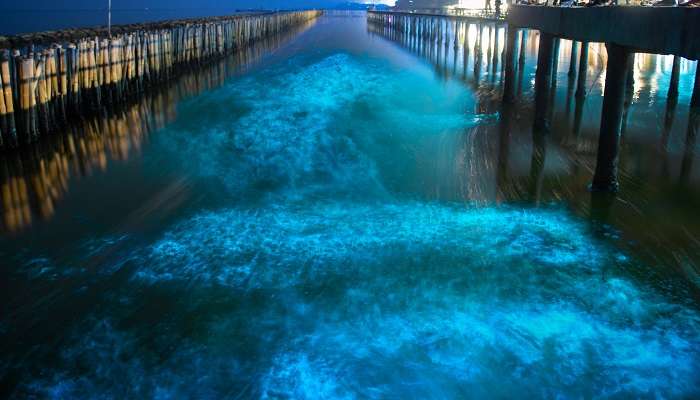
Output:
top-left (545, 38), bottom-right (560, 125)
top-left (691, 62), bottom-right (700, 109)
top-left (575, 42), bottom-right (589, 98)
top-left (0, 74), bottom-right (4, 149)
top-left (591, 44), bottom-right (632, 192)
top-left (529, 32), bottom-right (554, 203)
top-left (453, 20), bottom-right (459, 49)
top-left (1, 51), bottom-right (18, 148)
top-left (568, 41), bottom-right (578, 78)
top-left (620, 55), bottom-right (635, 138)
top-left (518, 29), bottom-right (527, 67)
top-left (565, 56), bottom-right (576, 118)
top-left (474, 23), bottom-right (483, 79)
top-left (35, 53), bottom-right (51, 135)
top-left (534, 33), bottom-right (554, 133)
top-left (19, 56), bottom-right (39, 143)
top-left (67, 44), bottom-right (80, 115)
top-left (667, 55), bottom-right (680, 101)
top-left (497, 102), bottom-right (515, 197)
top-left (680, 109), bottom-right (699, 183)
top-left (550, 38), bottom-right (560, 87)
top-left (491, 25), bottom-right (500, 76)
top-left (462, 23), bottom-right (470, 79)
top-left (0, 10), bottom-right (321, 150)
top-left (56, 46), bottom-right (67, 123)
top-left (660, 93), bottom-right (678, 152)
top-left (502, 24), bottom-right (518, 103)
top-left (572, 89), bottom-right (585, 141)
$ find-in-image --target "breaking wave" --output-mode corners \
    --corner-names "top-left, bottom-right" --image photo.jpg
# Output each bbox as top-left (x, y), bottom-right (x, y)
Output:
top-left (10, 53), bottom-right (700, 399)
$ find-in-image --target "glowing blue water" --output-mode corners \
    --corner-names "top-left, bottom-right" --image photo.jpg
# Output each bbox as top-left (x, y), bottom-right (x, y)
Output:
top-left (3, 17), bottom-right (700, 400)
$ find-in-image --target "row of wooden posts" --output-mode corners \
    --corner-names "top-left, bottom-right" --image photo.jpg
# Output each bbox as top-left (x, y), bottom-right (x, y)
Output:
top-left (369, 10), bottom-right (700, 192)
top-left (0, 17), bottom-right (316, 233)
top-left (0, 10), bottom-right (322, 151)
top-left (367, 12), bottom-right (461, 44)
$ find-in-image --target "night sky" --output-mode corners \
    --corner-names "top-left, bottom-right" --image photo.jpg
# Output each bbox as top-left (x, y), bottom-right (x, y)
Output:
top-left (1, 0), bottom-right (395, 11)
top-left (0, 0), bottom-right (395, 35)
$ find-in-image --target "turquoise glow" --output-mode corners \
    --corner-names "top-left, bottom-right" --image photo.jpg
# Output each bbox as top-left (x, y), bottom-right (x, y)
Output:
top-left (2, 15), bottom-right (699, 400)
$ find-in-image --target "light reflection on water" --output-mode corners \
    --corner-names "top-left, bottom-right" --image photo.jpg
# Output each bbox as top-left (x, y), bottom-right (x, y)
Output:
top-left (1, 12), bottom-right (699, 399)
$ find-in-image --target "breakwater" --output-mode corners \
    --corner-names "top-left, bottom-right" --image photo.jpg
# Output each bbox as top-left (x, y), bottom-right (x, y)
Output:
top-left (0, 17), bottom-right (317, 234)
top-left (0, 10), bottom-right (322, 151)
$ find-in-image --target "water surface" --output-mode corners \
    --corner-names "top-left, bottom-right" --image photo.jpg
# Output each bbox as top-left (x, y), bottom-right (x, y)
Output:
top-left (1, 12), bottom-right (699, 399)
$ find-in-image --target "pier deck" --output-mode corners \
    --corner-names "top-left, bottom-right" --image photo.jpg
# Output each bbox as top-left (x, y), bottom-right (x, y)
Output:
top-left (507, 5), bottom-right (700, 60)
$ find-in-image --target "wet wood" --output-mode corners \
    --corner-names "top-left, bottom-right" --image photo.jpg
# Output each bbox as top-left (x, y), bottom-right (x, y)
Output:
top-left (591, 44), bottom-right (632, 193)
top-left (0, 11), bottom-right (322, 152)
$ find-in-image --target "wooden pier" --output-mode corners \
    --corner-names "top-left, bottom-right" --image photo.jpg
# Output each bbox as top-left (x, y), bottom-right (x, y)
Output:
top-left (369, 7), bottom-right (700, 192)
top-left (0, 10), bottom-right (322, 151)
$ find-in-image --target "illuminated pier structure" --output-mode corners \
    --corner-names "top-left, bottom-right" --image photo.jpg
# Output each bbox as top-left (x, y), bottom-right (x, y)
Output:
top-left (0, 11), bottom-right (322, 151)
top-left (368, 6), bottom-right (700, 192)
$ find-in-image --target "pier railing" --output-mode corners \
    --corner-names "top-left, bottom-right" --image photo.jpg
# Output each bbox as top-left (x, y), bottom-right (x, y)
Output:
top-left (0, 10), bottom-right (322, 151)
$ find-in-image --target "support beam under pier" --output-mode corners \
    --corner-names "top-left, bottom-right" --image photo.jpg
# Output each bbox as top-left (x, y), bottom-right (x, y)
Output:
top-left (534, 33), bottom-right (555, 133)
top-left (591, 43), bottom-right (632, 193)
top-left (502, 25), bottom-right (518, 104)
top-left (692, 63), bottom-right (700, 109)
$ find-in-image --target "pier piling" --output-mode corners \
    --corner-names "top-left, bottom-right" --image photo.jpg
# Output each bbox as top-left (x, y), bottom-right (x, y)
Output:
top-left (503, 25), bottom-right (518, 103)
top-left (668, 56), bottom-right (680, 101)
top-left (0, 10), bottom-right (321, 151)
top-left (591, 44), bottom-right (632, 193)
top-left (568, 41), bottom-right (578, 78)
top-left (692, 63), bottom-right (700, 109)
top-left (575, 42), bottom-right (589, 99)
top-left (534, 33), bottom-right (554, 134)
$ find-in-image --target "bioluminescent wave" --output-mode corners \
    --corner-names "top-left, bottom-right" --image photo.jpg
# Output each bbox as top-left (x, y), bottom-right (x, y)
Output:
top-left (157, 53), bottom-right (489, 203)
top-left (18, 200), bottom-right (700, 398)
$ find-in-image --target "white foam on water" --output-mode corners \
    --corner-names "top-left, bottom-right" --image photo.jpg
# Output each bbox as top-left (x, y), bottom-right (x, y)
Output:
top-left (129, 201), bottom-right (698, 398)
top-left (13, 53), bottom-right (700, 399)
top-left (158, 53), bottom-right (481, 202)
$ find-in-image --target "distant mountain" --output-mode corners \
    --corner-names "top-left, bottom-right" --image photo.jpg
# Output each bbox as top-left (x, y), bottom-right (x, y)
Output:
top-left (328, 2), bottom-right (392, 10)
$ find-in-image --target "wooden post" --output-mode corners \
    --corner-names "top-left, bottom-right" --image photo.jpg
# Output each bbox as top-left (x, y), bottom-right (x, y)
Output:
top-left (48, 47), bottom-right (60, 125)
top-left (67, 44), bottom-right (80, 115)
top-left (0, 67), bottom-right (5, 149)
top-left (548, 38), bottom-right (560, 123)
top-left (0, 11), bottom-right (321, 152)
top-left (503, 24), bottom-right (518, 104)
top-left (680, 109), bottom-right (699, 183)
top-left (667, 55), bottom-right (680, 101)
top-left (660, 91), bottom-right (678, 152)
top-left (518, 29), bottom-right (527, 67)
top-left (591, 44), bottom-right (632, 193)
top-left (575, 42), bottom-right (589, 98)
top-left (474, 24), bottom-right (483, 79)
top-left (568, 41), bottom-right (578, 78)
top-left (534, 33), bottom-right (554, 134)
top-left (692, 62), bottom-right (700, 109)
top-left (491, 25), bottom-right (500, 76)
top-left (35, 53), bottom-right (51, 135)
top-left (56, 46), bottom-right (67, 123)
top-left (1, 51), bottom-right (18, 148)
top-left (18, 57), bottom-right (38, 143)
top-left (572, 90), bottom-right (585, 140)
top-left (621, 54), bottom-right (635, 138)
